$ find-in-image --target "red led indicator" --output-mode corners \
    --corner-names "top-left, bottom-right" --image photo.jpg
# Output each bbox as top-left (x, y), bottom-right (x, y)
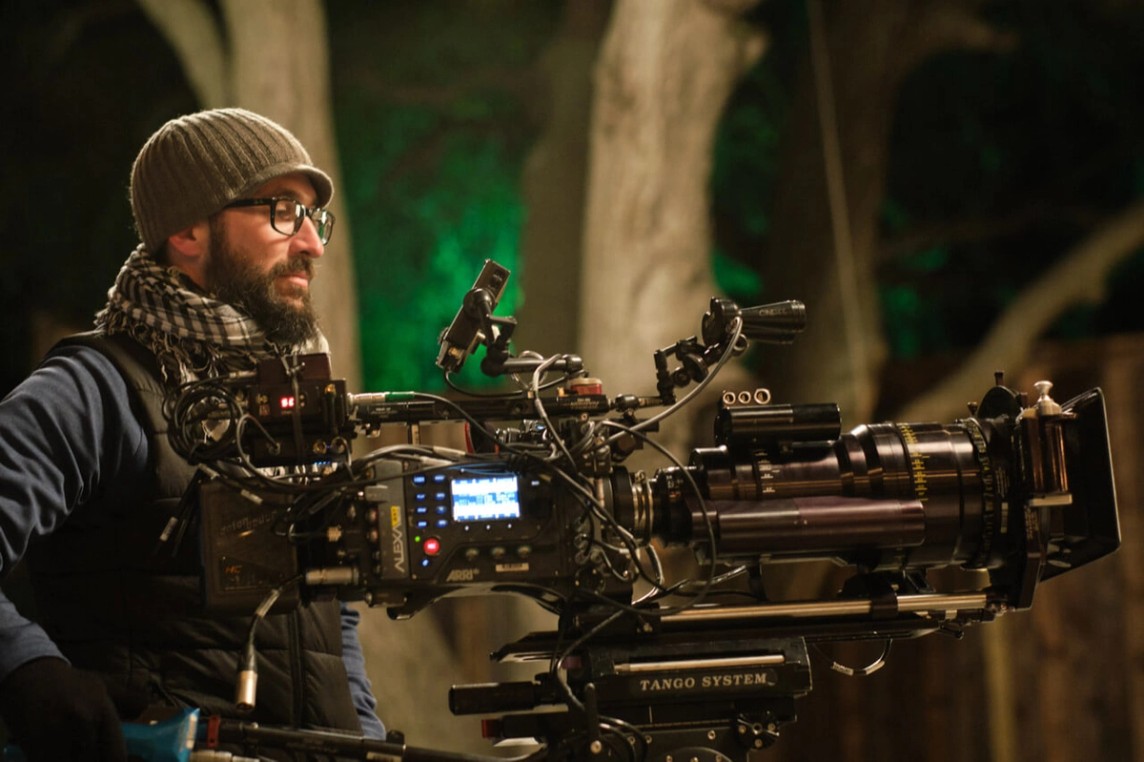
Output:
top-left (423, 537), bottom-right (441, 556)
top-left (280, 396), bottom-right (296, 410)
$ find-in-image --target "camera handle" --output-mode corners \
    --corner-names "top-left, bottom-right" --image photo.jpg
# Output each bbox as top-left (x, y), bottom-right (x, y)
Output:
top-left (653, 298), bottom-right (809, 405)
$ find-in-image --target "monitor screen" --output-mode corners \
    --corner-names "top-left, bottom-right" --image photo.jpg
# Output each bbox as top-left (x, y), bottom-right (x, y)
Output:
top-left (450, 475), bottom-right (522, 522)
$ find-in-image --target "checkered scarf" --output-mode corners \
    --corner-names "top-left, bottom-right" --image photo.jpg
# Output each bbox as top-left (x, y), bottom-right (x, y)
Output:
top-left (96, 245), bottom-right (328, 383)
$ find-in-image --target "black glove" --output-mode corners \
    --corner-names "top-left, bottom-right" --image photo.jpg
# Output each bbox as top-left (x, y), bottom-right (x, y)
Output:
top-left (0, 657), bottom-right (128, 762)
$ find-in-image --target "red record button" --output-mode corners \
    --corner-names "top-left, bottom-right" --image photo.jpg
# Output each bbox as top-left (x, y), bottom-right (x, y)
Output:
top-left (423, 537), bottom-right (441, 556)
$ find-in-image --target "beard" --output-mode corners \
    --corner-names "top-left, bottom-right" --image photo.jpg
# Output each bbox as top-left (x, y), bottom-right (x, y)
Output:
top-left (204, 219), bottom-right (321, 347)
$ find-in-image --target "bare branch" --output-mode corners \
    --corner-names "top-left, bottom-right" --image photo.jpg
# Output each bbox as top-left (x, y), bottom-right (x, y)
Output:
top-left (342, 65), bottom-right (537, 110)
top-left (699, 0), bottom-right (763, 17)
top-left (895, 2), bottom-right (1018, 80)
top-left (894, 198), bottom-right (1144, 421)
top-left (880, 203), bottom-right (1106, 261)
top-left (135, 0), bottom-right (230, 107)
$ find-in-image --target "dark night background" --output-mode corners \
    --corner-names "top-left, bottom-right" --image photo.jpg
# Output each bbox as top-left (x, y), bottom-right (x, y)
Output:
top-left (2, 0), bottom-right (1142, 399)
top-left (1, 1), bottom-right (1142, 759)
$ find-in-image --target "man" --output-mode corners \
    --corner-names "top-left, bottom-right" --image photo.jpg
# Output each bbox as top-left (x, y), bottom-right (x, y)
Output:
top-left (0, 108), bottom-right (384, 760)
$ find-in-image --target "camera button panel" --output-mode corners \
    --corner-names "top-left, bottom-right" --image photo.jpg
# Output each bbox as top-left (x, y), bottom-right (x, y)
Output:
top-left (404, 470), bottom-right (557, 582)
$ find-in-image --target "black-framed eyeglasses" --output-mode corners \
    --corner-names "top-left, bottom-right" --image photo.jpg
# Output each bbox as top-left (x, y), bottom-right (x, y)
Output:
top-left (223, 197), bottom-right (336, 244)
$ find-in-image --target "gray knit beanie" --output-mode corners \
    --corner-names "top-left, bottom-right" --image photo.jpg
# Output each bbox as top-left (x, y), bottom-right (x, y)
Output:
top-left (130, 108), bottom-right (334, 252)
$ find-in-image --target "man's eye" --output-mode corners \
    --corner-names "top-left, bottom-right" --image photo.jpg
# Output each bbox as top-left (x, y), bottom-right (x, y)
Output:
top-left (275, 201), bottom-right (300, 221)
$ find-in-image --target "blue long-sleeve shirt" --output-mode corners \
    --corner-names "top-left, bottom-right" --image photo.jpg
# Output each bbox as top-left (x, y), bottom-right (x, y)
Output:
top-left (0, 344), bottom-right (384, 738)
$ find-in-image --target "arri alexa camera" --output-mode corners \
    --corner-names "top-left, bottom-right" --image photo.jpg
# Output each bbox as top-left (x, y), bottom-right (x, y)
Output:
top-left (164, 259), bottom-right (1120, 761)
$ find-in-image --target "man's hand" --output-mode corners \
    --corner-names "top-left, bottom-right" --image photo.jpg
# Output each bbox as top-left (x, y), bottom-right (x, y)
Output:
top-left (0, 657), bottom-right (128, 762)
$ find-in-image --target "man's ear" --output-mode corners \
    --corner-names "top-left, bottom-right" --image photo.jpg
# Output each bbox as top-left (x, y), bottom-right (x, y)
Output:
top-left (164, 220), bottom-right (211, 288)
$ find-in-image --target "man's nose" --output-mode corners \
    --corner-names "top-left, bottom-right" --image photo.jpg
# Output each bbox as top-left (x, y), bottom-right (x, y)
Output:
top-left (294, 214), bottom-right (326, 258)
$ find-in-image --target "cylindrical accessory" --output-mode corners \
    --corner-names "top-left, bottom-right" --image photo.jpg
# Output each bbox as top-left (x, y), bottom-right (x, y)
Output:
top-left (568, 377), bottom-right (603, 396)
top-left (653, 418), bottom-right (1004, 571)
top-left (235, 669), bottom-right (258, 714)
top-left (450, 681), bottom-right (551, 715)
top-left (714, 403), bottom-right (841, 450)
top-left (702, 299), bottom-right (807, 346)
top-left (304, 567), bottom-right (359, 587)
top-left (699, 496), bottom-right (926, 555)
top-left (1020, 414), bottom-right (1071, 503)
top-left (1016, 380), bottom-right (1071, 504)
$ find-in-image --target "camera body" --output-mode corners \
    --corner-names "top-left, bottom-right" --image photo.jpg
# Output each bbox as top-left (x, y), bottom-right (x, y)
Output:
top-left (195, 369), bottom-right (1118, 624)
top-left (170, 261), bottom-right (1121, 759)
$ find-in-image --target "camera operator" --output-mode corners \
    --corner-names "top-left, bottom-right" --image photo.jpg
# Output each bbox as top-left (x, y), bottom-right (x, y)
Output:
top-left (0, 108), bottom-right (385, 760)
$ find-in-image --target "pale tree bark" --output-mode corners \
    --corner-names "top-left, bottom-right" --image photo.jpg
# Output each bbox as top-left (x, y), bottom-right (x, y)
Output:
top-left (499, 0), bottom-right (616, 723)
top-left (135, 0), bottom-right (230, 107)
top-left (221, 0), bottom-right (360, 388)
top-left (762, 0), bottom-right (1014, 426)
top-left (581, 0), bottom-right (767, 458)
top-left (135, 0), bottom-right (361, 390)
top-left (895, 199), bottom-right (1144, 421)
top-left (516, 0), bottom-right (611, 358)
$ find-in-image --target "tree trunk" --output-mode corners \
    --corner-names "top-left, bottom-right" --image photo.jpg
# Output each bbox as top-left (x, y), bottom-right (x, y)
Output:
top-left (517, 0), bottom-right (611, 359)
top-left (221, 0), bottom-right (361, 389)
top-left (581, 0), bottom-right (765, 457)
top-left (135, 0), bottom-right (231, 107)
top-left (761, 0), bottom-right (1011, 426)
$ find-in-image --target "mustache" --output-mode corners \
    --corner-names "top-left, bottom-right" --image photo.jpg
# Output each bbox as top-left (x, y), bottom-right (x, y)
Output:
top-left (270, 257), bottom-right (315, 281)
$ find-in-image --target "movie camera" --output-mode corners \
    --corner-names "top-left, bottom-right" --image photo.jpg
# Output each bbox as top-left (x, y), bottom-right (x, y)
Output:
top-left (166, 259), bottom-right (1120, 761)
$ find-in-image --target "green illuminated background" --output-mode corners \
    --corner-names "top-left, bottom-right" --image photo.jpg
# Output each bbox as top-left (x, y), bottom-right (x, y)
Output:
top-left (329, 2), bottom-right (551, 392)
top-left (1, 0), bottom-right (1141, 400)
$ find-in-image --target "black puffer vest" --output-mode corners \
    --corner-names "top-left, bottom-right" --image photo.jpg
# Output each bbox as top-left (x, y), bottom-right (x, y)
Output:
top-left (25, 332), bottom-right (362, 737)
